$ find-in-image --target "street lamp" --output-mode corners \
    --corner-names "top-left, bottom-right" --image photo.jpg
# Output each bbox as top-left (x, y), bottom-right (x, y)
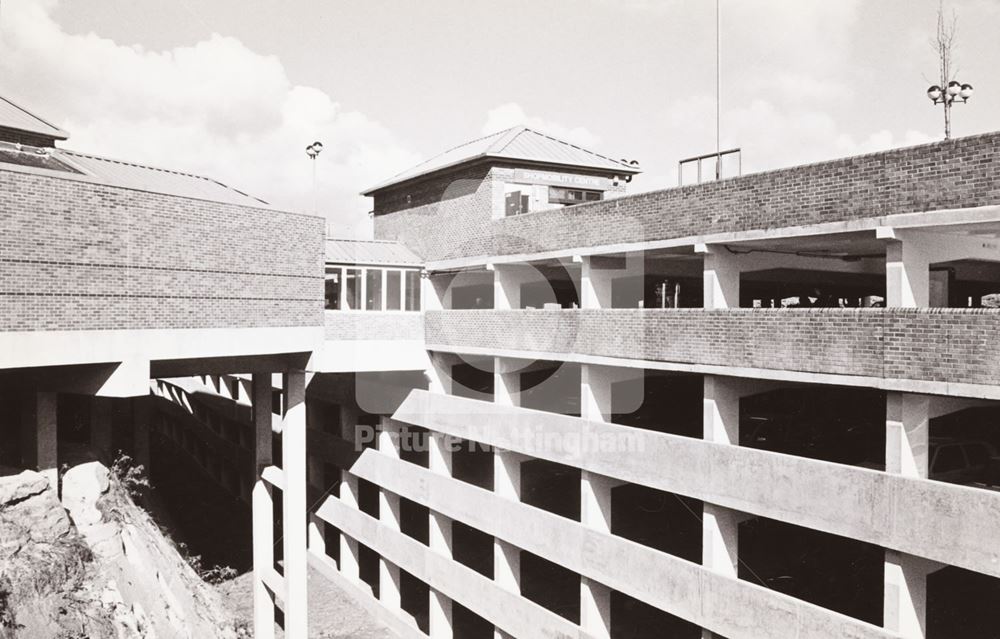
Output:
top-left (927, 80), bottom-right (973, 139)
top-left (305, 141), bottom-right (323, 215)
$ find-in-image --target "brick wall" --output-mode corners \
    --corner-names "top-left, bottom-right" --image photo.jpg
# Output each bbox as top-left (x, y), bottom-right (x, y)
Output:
top-left (324, 311), bottom-right (424, 341)
top-left (373, 163), bottom-right (630, 261)
top-left (424, 308), bottom-right (1000, 387)
top-left (0, 168), bottom-right (324, 332)
top-left (376, 132), bottom-right (1000, 262)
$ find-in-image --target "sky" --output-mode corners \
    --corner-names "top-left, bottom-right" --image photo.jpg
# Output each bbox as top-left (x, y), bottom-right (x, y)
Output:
top-left (1, 0), bottom-right (998, 237)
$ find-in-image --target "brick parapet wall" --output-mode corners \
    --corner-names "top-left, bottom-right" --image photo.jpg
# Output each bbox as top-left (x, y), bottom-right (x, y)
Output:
top-left (425, 308), bottom-right (1000, 387)
top-left (376, 132), bottom-right (1000, 262)
top-left (0, 168), bottom-right (324, 332)
top-left (324, 311), bottom-right (424, 341)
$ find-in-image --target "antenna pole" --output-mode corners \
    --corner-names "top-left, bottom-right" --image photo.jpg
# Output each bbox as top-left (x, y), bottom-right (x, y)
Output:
top-left (715, 0), bottom-right (721, 180)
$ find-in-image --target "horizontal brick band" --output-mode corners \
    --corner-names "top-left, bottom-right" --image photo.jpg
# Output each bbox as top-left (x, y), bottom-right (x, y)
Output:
top-left (424, 308), bottom-right (1000, 388)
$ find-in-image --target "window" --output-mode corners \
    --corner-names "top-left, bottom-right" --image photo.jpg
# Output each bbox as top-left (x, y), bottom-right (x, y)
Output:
top-left (365, 269), bottom-right (383, 310)
top-left (965, 442), bottom-right (990, 467)
top-left (405, 271), bottom-right (421, 311)
top-left (324, 269), bottom-right (341, 310)
top-left (548, 187), bottom-right (602, 205)
top-left (344, 269), bottom-right (362, 310)
top-left (505, 190), bottom-right (530, 216)
top-left (386, 270), bottom-right (401, 310)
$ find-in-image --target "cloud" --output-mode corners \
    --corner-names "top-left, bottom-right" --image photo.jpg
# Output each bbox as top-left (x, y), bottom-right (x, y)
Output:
top-left (0, 0), bottom-right (418, 237)
top-left (482, 103), bottom-right (601, 148)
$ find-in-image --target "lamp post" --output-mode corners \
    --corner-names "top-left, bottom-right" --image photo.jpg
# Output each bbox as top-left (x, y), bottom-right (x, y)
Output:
top-left (927, 80), bottom-right (973, 140)
top-left (305, 141), bottom-right (323, 215)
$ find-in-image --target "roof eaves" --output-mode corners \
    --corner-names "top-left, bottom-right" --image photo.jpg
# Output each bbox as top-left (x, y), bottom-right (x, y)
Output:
top-left (0, 96), bottom-right (69, 140)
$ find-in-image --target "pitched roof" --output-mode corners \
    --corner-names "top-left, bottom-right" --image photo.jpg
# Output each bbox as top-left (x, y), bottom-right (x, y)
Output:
top-left (362, 126), bottom-right (641, 195)
top-left (325, 238), bottom-right (422, 267)
top-left (0, 95), bottom-right (69, 141)
top-left (54, 149), bottom-right (269, 207)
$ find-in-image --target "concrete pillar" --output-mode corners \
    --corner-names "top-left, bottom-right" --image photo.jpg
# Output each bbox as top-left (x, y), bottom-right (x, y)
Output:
top-left (340, 420), bottom-right (361, 582)
top-left (378, 420), bottom-right (403, 613)
top-left (579, 471), bottom-right (620, 639)
top-left (132, 397), bottom-right (151, 473)
top-left (579, 253), bottom-right (642, 309)
top-left (886, 392), bottom-right (931, 479)
top-left (282, 370), bottom-right (308, 639)
top-left (493, 450), bottom-right (525, 594)
top-left (307, 454), bottom-right (325, 553)
top-left (424, 274), bottom-right (451, 311)
top-left (428, 352), bottom-right (454, 396)
top-left (494, 357), bottom-right (523, 407)
top-left (251, 374), bottom-right (275, 639)
top-left (701, 376), bottom-right (755, 638)
top-left (493, 263), bottom-right (528, 310)
top-left (428, 431), bottom-right (454, 637)
top-left (20, 391), bottom-right (58, 489)
top-left (885, 240), bottom-right (929, 308)
top-left (90, 396), bottom-right (113, 461)
top-left (699, 244), bottom-right (741, 309)
top-left (884, 551), bottom-right (942, 638)
top-left (581, 364), bottom-right (639, 423)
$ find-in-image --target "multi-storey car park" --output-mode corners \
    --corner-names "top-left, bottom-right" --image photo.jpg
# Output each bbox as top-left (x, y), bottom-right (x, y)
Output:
top-left (6, 92), bottom-right (1000, 639)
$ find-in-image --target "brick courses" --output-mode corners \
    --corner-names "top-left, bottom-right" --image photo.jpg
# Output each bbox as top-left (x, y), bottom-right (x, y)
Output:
top-left (324, 311), bottom-right (424, 341)
top-left (424, 308), bottom-right (1000, 388)
top-left (0, 167), bottom-right (324, 332)
top-left (374, 132), bottom-right (1000, 262)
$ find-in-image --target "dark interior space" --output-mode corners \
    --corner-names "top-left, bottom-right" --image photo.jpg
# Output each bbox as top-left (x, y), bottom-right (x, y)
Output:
top-left (520, 362), bottom-right (580, 416)
top-left (738, 516), bottom-right (883, 625)
top-left (520, 550), bottom-right (580, 623)
top-left (520, 262), bottom-right (579, 309)
top-left (148, 428), bottom-right (254, 573)
top-left (611, 590), bottom-right (702, 638)
top-left (613, 372), bottom-right (702, 437)
top-left (453, 601), bottom-right (494, 638)
top-left (358, 478), bottom-right (380, 518)
top-left (740, 386), bottom-right (886, 469)
top-left (451, 360), bottom-right (494, 401)
top-left (928, 405), bottom-right (1000, 489)
top-left (400, 497), bottom-right (429, 545)
top-left (521, 459), bottom-right (580, 520)
top-left (451, 520), bottom-right (493, 578)
top-left (611, 484), bottom-right (701, 562)
top-left (452, 439), bottom-right (494, 490)
top-left (741, 269), bottom-right (884, 308)
top-left (400, 570), bottom-right (430, 633)
top-left (400, 424), bottom-right (430, 467)
top-left (358, 543), bottom-right (380, 598)
top-left (927, 566), bottom-right (1000, 638)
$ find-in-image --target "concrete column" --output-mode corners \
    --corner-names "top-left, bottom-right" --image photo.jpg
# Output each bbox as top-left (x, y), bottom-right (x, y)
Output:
top-left (579, 253), bottom-right (642, 309)
top-left (251, 374), bottom-right (275, 639)
top-left (701, 376), bottom-right (754, 638)
top-left (282, 370), bottom-right (308, 639)
top-left (339, 420), bottom-right (361, 582)
top-left (884, 551), bottom-right (943, 638)
top-left (883, 391), bottom-right (941, 637)
top-left (493, 450), bottom-right (525, 594)
top-left (307, 454), bottom-right (325, 553)
top-left (132, 397), bottom-right (151, 473)
top-left (427, 430), bottom-right (454, 637)
top-left (493, 263), bottom-right (526, 310)
top-left (424, 274), bottom-right (451, 311)
top-left (886, 392), bottom-right (931, 479)
top-left (20, 391), bottom-right (58, 489)
top-left (428, 352), bottom-right (454, 395)
top-left (494, 357), bottom-right (523, 407)
top-left (885, 240), bottom-right (929, 308)
top-left (378, 420), bottom-right (403, 613)
top-left (581, 364), bottom-right (638, 423)
top-left (90, 396), bottom-right (113, 461)
top-left (699, 244), bottom-right (741, 309)
top-left (579, 471), bottom-right (621, 638)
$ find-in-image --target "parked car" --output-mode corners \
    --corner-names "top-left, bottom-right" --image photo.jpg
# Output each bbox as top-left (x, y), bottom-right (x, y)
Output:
top-left (929, 437), bottom-right (1000, 487)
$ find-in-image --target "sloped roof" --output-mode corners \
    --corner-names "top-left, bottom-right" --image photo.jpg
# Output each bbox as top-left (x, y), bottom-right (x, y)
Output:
top-left (54, 149), bottom-right (269, 207)
top-left (0, 95), bottom-right (68, 141)
top-left (326, 238), bottom-right (422, 266)
top-left (362, 126), bottom-right (641, 195)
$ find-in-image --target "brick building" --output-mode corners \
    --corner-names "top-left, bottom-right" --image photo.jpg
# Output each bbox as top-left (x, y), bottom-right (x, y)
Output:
top-left (300, 125), bottom-right (1000, 639)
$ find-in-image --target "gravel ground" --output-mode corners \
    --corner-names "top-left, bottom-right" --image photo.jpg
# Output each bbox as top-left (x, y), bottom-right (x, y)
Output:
top-left (218, 567), bottom-right (394, 639)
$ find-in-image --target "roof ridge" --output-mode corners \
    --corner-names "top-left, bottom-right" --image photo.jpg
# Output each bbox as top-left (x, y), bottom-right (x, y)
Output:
top-left (500, 126), bottom-right (634, 169)
top-left (0, 95), bottom-right (69, 139)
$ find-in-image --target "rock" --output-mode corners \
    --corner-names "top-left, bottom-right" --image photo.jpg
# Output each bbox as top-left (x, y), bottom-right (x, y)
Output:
top-left (62, 461), bottom-right (111, 527)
